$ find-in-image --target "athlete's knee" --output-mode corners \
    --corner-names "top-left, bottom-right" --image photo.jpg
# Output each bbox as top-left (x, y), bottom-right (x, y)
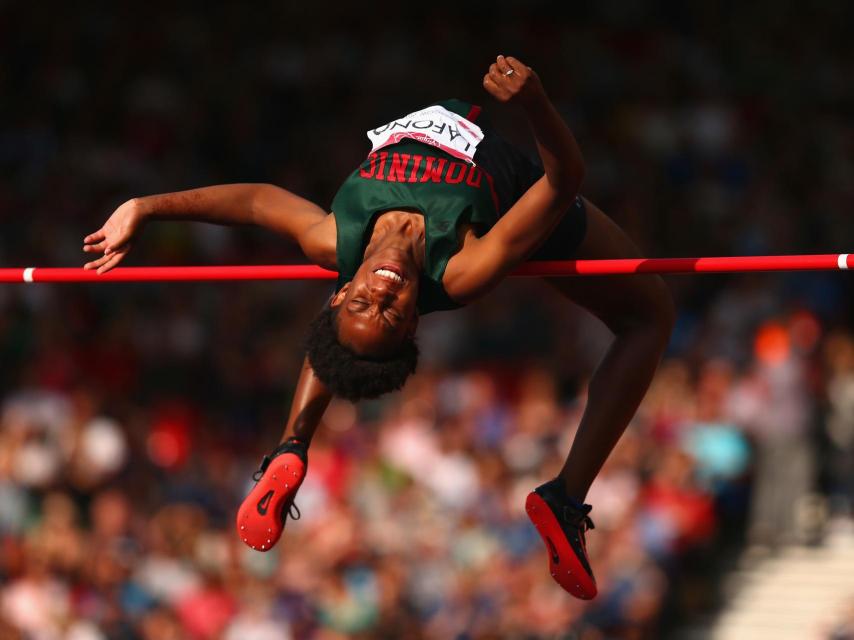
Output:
top-left (610, 275), bottom-right (675, 341)
top-left (638, 276), bottom-right (675, 343)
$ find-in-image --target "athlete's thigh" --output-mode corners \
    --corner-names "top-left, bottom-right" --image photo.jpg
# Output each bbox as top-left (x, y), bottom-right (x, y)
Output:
top-left (545, 199), bottom-right (672, 332)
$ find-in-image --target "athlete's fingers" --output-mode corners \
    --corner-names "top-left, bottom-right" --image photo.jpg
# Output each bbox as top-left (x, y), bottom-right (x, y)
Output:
top-left (491, 74), bottom-right (516, 102)
top-left (496, 55), bottom-right (511, 75)
top-left (488, 65), bottom-right (508, 87)
top-left (84, 253), bottom-right (113, 270)
top-left (505, 56), bottom-right (524, 71)
top-left (104, 235), bottom-right (130, 255)
top-left (97, 257), bottom-right (120, 274)
top-left (498, 55), bottom-right (523, 82)
top-left (483, 74), bottom-right (500, 96)
top-left (97, 257), bottom-right (119, 275)
top-left (84, 229), bottom-right (105, 244)
top-left (82, 241), bottom-right (107, 253)
top-left (483, 75), bottom-right (511, 101)
top-left (97, 247), bottom-right (129, 274)
top-left (491, 60), bottom-right (522, 90)
top-left (506, 56), bottom-right (533, 81)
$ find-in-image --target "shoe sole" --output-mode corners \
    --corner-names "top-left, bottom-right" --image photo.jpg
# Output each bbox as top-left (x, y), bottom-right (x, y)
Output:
top-left (236, 452), bottom-right (306, 552)
top-left (525, 492), bottom-right (598, 599)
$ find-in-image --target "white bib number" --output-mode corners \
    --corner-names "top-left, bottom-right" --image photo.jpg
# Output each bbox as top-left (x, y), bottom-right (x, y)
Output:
top-left (366, 105), bottom-right (484, 165)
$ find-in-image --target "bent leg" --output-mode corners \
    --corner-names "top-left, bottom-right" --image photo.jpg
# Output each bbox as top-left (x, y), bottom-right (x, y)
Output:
top-left (546, 199), bottom-right (675, 501)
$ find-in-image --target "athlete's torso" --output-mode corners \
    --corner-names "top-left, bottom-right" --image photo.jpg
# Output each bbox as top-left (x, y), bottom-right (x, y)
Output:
top-left (332, 100), bottom-right (498, 313)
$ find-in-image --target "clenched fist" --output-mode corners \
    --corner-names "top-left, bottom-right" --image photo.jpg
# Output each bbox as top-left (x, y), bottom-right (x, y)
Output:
top-left (482, 55), bottom-right (546, 108)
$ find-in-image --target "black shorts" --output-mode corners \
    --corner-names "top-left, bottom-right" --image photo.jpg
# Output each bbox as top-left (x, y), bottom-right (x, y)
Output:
top-left (472, 118), bottom-right (588, 261)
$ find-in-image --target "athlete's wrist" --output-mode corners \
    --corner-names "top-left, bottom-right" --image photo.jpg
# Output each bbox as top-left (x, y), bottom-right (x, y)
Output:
top-left (134, 193), bottom-right (179, 221)
top-left (518, 90), bottom-right (552, 116)
top-left (130, 196), bottom-right (154, 221)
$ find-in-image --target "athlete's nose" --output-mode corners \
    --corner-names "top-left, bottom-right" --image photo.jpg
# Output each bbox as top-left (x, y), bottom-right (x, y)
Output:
top-left (369, 280), bottom-right (393, 298)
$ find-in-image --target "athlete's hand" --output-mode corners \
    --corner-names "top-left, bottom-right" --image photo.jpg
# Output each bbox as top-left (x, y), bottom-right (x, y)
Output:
top-left (483, 55), bottom-right (545, 108)
top-left (82, 199), bottom-right (144, 273)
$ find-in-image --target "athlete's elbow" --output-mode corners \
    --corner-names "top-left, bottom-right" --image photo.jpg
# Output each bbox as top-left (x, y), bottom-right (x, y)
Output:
top-left (547, 165), bottom-right (585, 202)
top-left (569, 161), bottom-right (586, 194)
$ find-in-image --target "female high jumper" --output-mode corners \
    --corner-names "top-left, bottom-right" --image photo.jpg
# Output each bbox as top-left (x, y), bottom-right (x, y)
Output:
top-left (83, 55), bottom-right (675, 600)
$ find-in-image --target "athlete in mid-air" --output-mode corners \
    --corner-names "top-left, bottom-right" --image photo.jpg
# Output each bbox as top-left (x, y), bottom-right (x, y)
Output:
top-left (83, 56), bottom-right (674, 600)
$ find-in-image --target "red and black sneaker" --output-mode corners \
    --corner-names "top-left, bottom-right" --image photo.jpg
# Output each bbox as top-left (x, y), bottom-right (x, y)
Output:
top-left (525, 478), bottom-right (598, 600)
top-left (236, 438), bottom-right (307, 552)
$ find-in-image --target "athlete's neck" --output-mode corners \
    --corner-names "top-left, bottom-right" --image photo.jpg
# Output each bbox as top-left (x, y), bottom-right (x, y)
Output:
top-left (363, 210), bottom-right (426, 270)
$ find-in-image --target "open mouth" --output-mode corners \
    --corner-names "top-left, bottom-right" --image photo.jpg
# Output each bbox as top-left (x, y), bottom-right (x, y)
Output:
top-left (373, 264), bottom-right (405, 285)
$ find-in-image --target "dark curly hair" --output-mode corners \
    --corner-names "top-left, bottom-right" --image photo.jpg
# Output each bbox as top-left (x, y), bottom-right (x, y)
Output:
top-left (305, 303), bottom-right (419, 402)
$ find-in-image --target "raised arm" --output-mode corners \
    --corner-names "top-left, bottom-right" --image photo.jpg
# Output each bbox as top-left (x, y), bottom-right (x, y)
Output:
top-left (443, 55), bottom-right (585, 302)
top-left (83, 183), bottom-right (336, 273)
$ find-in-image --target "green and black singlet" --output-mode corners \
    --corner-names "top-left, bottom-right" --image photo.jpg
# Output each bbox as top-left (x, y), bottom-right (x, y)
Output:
top-left (331, 99), bottom-right (587, 314)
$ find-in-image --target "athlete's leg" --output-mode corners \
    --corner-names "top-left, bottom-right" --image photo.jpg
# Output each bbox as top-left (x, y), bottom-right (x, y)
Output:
top-left (236, 358), bottom-right (329, 551)
top-left (526, 200), bottom-right (673, 599)
top-left (546, 199), bottom-right (675, 501)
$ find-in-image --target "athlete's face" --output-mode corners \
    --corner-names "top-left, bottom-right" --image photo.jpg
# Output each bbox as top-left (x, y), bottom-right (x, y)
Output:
top-left (330, 255), bottom-right (419, 357)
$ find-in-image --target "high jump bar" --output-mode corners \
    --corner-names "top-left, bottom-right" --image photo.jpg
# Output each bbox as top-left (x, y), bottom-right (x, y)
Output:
top-left (0, 254), bottom-right (849, 283)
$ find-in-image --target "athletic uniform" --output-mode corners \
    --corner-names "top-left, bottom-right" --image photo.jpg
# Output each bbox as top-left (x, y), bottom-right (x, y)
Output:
top-left (331, 98), bottom-right (587, 313)
top-left (237, 100), bottom-right (599, 601)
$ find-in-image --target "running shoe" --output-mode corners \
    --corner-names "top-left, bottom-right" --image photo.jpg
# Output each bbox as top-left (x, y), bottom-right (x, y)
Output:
top-left (525, 478), bottom-right (597, 599)
top-left (236, 438), bottom-right (307, 551)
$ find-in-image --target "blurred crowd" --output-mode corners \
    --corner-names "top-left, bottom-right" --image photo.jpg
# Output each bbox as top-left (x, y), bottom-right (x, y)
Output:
top-left (1, 1), bottom-right (853, 639)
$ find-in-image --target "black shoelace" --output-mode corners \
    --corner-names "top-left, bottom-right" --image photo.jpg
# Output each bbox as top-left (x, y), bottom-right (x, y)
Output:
top-left (563, 505), bottom-right (595, 532)
top-left (252, 456), bottom-right (272, 482)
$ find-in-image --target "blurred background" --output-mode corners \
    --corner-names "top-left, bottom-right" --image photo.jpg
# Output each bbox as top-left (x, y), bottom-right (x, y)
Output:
top-left (1, 1), bottom-right (853, 639)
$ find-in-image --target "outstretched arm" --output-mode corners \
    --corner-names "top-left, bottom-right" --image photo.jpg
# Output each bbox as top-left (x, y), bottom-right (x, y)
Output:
top-left (83, 183), bottom-right (335, 273)
top-left (443, 55), bottom-right (586, 302)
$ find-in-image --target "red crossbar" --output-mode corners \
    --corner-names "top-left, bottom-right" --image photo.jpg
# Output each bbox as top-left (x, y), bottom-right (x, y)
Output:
top-left (0, 254), bottom-right (850, 283)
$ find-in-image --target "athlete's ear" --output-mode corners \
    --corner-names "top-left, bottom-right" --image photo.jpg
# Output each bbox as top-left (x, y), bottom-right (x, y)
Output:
top-left (330, 284), bottom-right (350, 308)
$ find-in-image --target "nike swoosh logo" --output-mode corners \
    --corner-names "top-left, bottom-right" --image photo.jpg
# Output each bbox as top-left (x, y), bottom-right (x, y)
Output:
top-left (546, 537), bottom-right (560, 565)
top-left (257, 490), bottom-right (274, 515)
